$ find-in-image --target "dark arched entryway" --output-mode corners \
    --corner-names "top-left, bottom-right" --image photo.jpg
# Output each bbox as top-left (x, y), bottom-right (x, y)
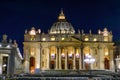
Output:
top-left (50, 60), bottom-right (55, 69)
top-left (68, 60), bottom-right (73, 69)
top-left (104, 57), bottom-right (110, 69)
top-left (30, 57), bottom-right (35, 73)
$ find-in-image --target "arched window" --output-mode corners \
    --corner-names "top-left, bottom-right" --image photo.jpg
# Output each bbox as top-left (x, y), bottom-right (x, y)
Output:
top-left (104, 48), bottom-right (109, 56)
top-left (30, 48), bottom-right (35, 56)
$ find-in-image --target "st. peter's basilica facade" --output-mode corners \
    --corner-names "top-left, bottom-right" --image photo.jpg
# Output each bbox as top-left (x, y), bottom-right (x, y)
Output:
top-left (23, 10), bottom-right (114, 73)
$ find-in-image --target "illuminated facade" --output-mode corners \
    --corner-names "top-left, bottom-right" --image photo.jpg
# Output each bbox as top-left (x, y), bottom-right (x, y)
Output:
top-left (0, 34), bottom-right (23, 75)
top-left (23, 10), bottom-right (114, 73)
top-left (114, 46), bottom-right (120, 72)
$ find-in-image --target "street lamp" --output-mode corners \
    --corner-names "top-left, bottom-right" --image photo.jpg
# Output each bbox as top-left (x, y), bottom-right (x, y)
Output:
top-left (84, 54), bottom-right (95, 76)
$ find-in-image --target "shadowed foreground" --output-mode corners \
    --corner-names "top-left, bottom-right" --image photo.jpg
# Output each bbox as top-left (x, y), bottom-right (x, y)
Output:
top-left (1, 70), bottom-right (120, 80)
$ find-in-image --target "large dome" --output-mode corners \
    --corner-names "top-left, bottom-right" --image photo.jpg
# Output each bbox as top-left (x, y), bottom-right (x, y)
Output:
top-left (49, 10), bottom-right (75, 34)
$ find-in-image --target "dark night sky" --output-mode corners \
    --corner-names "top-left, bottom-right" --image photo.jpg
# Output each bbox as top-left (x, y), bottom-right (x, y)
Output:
top-left (0, 0), bottom-right (120, 54)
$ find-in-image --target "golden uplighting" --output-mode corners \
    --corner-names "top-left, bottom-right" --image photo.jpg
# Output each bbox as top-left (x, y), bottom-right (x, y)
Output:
top-left (85, 37), bottom-right (89, 41)
top-left (42, 38), bottom-right (46, 41)
top-left (58, 9), bottom-right (65, 20)
top-left (51, 37), bottom-right (55, 41)
top-left (93, 38), bottom-right (97, 41)
top-left (61, 37), bottom-right (65, 40)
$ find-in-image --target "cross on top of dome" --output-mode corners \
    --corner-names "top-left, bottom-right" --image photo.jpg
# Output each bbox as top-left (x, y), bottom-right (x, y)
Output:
top-left (58, 9), bottom-right (66, 21)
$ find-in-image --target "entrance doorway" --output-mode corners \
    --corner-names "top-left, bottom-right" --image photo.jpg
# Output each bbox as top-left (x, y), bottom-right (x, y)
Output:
top-left (104, 57), bottom-right (110, 69)
top-left (61, 59), bottom-right (65, 69)
top-left (76, 59), bottom-right (79, 69)
top-left (50, 60), bottom-right (55, 69)
top-left (68, 60), bottom-right (73, 69)
top-left (30, 57), bottom-right (35, 73)
top-left (2, 56), bottom-right (8, 74)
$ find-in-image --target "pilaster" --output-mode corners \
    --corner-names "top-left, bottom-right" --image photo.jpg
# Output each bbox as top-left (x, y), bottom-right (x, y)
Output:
top-left (35, 46), bottom-right (40, 73)
top-left (98, 46), bottom-right (104, 69)
top-left (109, 47), bottom-right (114, 70)
top-left (24, 48), bottom-right (29, 73)
top-left (47, 47), bottom-right (50, 70)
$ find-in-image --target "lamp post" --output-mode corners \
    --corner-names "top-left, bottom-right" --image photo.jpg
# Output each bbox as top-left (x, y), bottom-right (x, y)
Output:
top-left (84, 54), bottom-right (95, 76)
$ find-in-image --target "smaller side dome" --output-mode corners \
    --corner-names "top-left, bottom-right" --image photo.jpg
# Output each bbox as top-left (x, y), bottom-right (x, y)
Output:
top-left (29, 27), bottom-right (36, 35)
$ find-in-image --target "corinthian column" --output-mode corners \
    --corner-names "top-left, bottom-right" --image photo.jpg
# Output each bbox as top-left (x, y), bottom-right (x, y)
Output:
top-left (47, 48), bottom-right (50, 69)
top-left (55, 47), bottom-right (59, 69)
top-left (65, 48), bottom-right (68, 70)
top-left (59, 47), bottom-right (61, 69)
top-left (73, 48), bottom-right (76, 70)
top-left (80, 44), bottom-right (84, 69)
